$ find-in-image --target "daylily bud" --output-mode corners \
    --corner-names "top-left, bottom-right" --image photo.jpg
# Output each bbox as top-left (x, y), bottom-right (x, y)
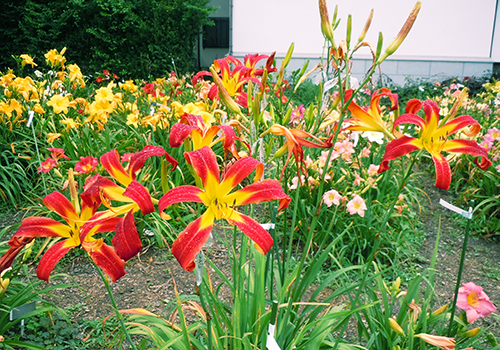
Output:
top-left (277, 43), bottom-right (295, 88)
top-left (209, 66), bottom-right (242, 115)
top-left (346, 15), bottom-right (352, 48)
top-left (68, 168), bottom-right (80, 216)
top-left (357, 9), bottom-right (374, 45)
top-left (463, 327), bottom-right (480, 338)
top-left (376, 1), bottom-right (421, 64)
top-left (392, 277), bottom-right (401, 292)
top-left (389, 318), bottom-right (405, 335)
top-left (431, 303), bottom-right (449, 316)
top-left (319, 0), bottom-right (336, 47)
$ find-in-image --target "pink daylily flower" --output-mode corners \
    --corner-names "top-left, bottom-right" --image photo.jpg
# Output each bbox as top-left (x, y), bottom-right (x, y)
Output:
top-left (456, 282), bottom-right (497, 323)
top-left (346, 195), bottom-right (367, 217)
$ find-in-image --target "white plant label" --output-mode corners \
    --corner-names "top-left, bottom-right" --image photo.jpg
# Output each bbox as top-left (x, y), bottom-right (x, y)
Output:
top-left (439, 198), bottom-right (472, 220)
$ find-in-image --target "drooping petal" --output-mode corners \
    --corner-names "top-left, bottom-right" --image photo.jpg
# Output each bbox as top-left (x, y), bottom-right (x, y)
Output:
top-left (184, 146), bottom-right (220, 188)
top-left (225, 210), bottom-right (273, 255)
top-left (84, 239), bottom-right (126, 283)
top-left (438, 115), bottom-right (481, 137)
top-left (0, 237), bottom-right (34, 273)
top-left (226, 179), bottom-right (291, 210)
top-left (128, 145), bottom-right (177, 176)
top-left (158, 186), bottom-right (204, 213)
top-left (36, 239), bottom-right (76, 281)
top-left (169, 123), bottom-right (198, 147)
top-left (112, 211), bottom-right (142, 261)
top-left (379, 136), bottom-right (421, 173)
top-left (171, 211), bottom-right (214, 271)
top-left (101, 150), bottom-right (131, 186)
top-left (123, 180), bottom-right (154, 215)
top-left (440, 139), bottom-right (492, 170)
top-left (432, 154), bottom-right (452, 190)
top-left (42, 192), bottom-right (79, 225)
top-left (405, 99), bottom-right (423, 114)
top-left (14, 217), bottom-right (72, 238)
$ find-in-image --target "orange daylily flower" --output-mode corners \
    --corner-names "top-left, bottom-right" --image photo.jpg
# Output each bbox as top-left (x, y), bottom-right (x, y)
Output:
top-left (261, 124), bottom-right (333, 179)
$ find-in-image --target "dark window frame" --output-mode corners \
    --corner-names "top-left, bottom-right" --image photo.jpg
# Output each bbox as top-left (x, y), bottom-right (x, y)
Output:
top-left (203, 17), bottom-right (230, 49)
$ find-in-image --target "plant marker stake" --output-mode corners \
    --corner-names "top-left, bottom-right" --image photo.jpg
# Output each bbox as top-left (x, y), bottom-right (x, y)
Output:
top-left (267, 300), bottom-right (281, 350)
top-left (28, 109), bottom-right (48, 197)
top-left (439, 198), bottom-right (473, 336)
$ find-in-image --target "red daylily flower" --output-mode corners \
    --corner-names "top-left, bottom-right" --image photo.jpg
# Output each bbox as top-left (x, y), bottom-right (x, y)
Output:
top-left (0, 236), bottom-right (34, 274)
top-left (47, 148), bottom-right (70, 160)
top-left (378, 99), bottom-right (491, 190)
top-left (169, 113), bottom-right (249, 158)
top-left (344, 88), bottom-right (398, 138)
top-left (158, 146), bottom-right (291, 271)
top-left (192, 53), bottom-right (275, 108)
top-left (75, 156), bottom-right (98, 174)
top-left (81, 146), bottom-right (178, 219)
top-left (261, 124), bottom-right (333, 180)
top-left (13, 191), bottom-right (137, 282)
top-left (38, 158), bottom-right (57, 173)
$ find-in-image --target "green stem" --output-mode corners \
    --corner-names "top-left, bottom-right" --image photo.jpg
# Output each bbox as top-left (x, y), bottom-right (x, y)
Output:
top-left (93, 261), bottom-right (138, 350)
top-left (447, 209), bottom-right (472, 336)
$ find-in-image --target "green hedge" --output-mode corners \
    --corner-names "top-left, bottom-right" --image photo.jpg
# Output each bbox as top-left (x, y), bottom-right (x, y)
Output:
top-left (0, 0), bottom-right (214, 78)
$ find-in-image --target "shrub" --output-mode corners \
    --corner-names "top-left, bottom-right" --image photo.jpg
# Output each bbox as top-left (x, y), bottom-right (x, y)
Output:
top-left (0, 0), bottom-right (215, 78)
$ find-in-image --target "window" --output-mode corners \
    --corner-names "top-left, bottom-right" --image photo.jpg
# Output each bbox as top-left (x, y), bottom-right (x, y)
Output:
top-left (203, 17), bottom-right (230, 48)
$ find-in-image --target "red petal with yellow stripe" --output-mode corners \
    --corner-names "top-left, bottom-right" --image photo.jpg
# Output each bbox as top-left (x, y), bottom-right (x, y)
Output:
top-left (226, 210), bottom-right (273, 254)
top-left (379, 136), bottom-right (420, 173)
top-left (37, 240), bottom-right (76, 281)
top-left (85, 239), bottom-right (126, 283)
top-left (42, 192), bottom-right (79, 225)
top-left (123, 180), bottom-right (154, 215)
top-left (184, 146), bottom-right (220, 188)
top-left (226, 179), bottom-right (291, 210)
top-left (101, 150), bottom-right (131, 186)
top-left (171, 212), bottom-right (214, 271)
top-left (158, 186), bottom-right (204, 213)
top-left (14, 217), bottom-right (72, 238)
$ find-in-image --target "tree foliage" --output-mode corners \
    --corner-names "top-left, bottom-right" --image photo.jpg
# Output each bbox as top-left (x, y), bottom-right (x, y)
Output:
top-left (0, 0), bottom-right (214, 78)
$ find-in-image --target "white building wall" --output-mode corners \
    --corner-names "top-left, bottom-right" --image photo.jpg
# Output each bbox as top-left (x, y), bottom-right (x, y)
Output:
top-left (230, 0), bottom-right (498, 85)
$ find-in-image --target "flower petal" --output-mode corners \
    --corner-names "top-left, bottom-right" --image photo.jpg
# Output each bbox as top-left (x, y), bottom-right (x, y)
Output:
top-left (219, 156), bottom-right (264, 195)
top-left (169, 123), bottom-right (198, 147)
top-left (440, 139), bottom-right (492, 170)
top-left (432, 154), bottom-right (452, 190)
top-left (158, 186), bottom-right (204, 213)
top-left (112, 210), bottom-right (142, 261)
top-left (37, 239), bottom-right (76, 281)
top-left (101, 150), bottom-right (131, 186)
top-left (225, 210), bottom-right (273, 254)
top-left (226, 179), bottom-right (291, 210)
top-left (42, 192), bottom-right (79, 225)
top-left (84, 239), bottom-right (126, 283)
top-left (379, 136), bottom-right (421, 173)
top-left (171, 211), bottom-right (214, 271)
top-left (123, 180), bottom-right (154, 215)
top-left (439, 115), bottom-right (481, 137)
top-left (184, 146), bottom-right (220, 188)
top-left (15, 217), bottom-right (72, 238)
top-left (129, 145), bottom-right (177, 176)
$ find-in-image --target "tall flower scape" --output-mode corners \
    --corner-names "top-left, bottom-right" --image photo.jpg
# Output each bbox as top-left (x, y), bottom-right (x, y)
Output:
top-left (0, 0), bottom-right (498, 349)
